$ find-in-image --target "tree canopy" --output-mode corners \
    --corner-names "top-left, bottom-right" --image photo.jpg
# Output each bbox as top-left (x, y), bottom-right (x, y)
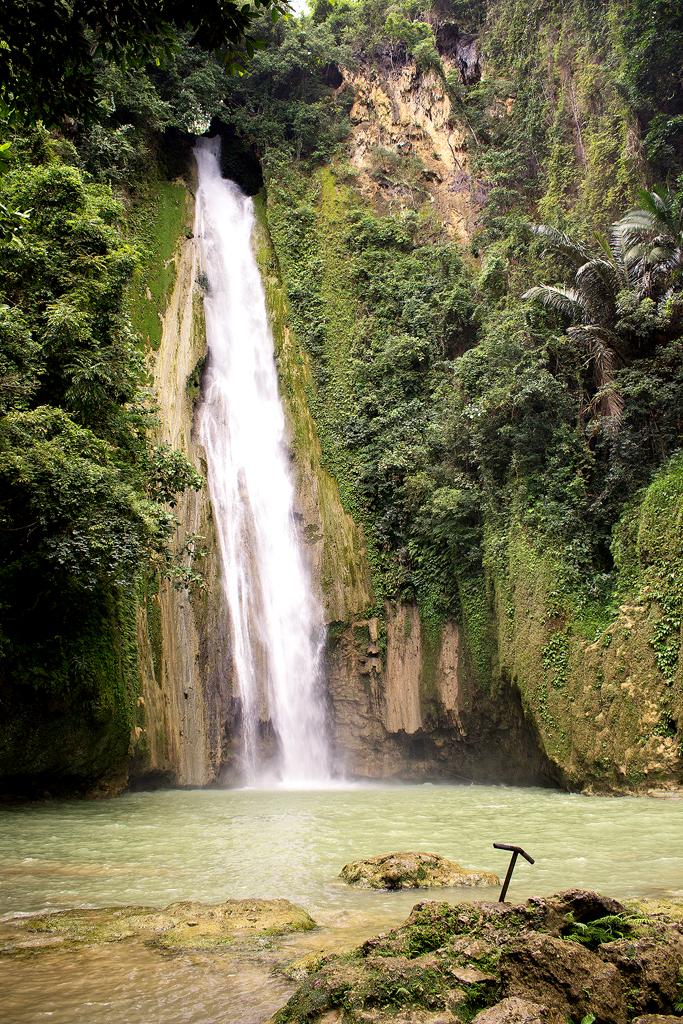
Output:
top-left (0, 0), bottom-right (291, 122)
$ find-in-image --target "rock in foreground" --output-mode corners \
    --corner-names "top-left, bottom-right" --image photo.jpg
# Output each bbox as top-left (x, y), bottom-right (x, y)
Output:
top-left (340, 852), bottom-right (500, 890)
top-left (269, 889), bottom-right (683, 1023)
top-left (1, 898), bottom-right (315, 955)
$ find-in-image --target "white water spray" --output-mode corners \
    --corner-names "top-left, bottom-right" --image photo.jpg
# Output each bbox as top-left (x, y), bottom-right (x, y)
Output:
top-left (194, 137), bottom-right (331, 786)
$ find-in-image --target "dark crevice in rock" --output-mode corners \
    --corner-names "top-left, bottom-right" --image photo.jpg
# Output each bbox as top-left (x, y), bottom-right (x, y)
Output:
top-left (435, 21), bottom-right (482, 83)
top-left (209, 118), bottom-right (264, 196)
top-left (322, 62), bottom-right (343, 89)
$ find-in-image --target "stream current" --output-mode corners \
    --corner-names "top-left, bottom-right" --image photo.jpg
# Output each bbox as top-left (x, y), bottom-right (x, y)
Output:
top-left (1, 784), bottom-right (681, 1022)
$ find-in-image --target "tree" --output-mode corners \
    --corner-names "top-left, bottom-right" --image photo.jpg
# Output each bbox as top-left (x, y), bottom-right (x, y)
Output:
top-left (523, 225), bottom-right (629, 426)
top-left (613, 186), bottom-right (683, 297)
top-left (0, 0), bottom-right (291, 123)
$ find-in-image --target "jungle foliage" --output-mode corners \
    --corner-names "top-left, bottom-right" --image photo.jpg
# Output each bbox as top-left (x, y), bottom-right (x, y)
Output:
top-left (0, 16), bottom-right (223, 785)
top-left (239, 0), bottom-right (683, 639)
top-left (0, 0), bottom-right (291, 123)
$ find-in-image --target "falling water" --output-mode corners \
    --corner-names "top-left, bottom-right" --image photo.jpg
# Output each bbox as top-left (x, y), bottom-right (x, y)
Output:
top-left (194, 137), bottom-right (331, 786)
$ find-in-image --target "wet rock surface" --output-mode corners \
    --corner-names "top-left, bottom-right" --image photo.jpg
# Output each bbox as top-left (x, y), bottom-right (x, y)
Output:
top-left (340, 852), bottom-right (500, 890)
top-left (269, 890), bottom-right (683, 1024)
top-left (631, 1018), bottom-right (683, 1024)
top-left (472, 998), bottom-right (562, 1024)
top-left (0, 898), bottom-right (316, 955)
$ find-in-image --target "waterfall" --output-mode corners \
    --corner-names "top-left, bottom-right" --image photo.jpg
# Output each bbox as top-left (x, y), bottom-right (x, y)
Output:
top-left (194, 137), bottom-right (331, 786)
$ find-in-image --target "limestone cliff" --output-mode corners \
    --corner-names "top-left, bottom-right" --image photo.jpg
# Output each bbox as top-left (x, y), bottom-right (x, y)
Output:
top-left (133, 187), bottom-right (232, 788)
top-left (345, 61), bottom-right (479, 241)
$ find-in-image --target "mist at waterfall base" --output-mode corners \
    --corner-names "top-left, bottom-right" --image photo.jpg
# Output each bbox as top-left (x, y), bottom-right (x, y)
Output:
top-left (195, 137), bottom-right (332, 789)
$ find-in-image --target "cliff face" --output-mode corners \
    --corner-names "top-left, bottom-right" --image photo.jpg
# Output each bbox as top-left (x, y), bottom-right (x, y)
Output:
top-left (133, 187), bottom-right (232, 788)
top-left (345, 60), bottom-right (479, 241)
top-left (247, 14), bottom-right (682, 792)
top-left (489, 461), bottom-right (683, 791)
top-left (254, 195), bottom-right (555, 786)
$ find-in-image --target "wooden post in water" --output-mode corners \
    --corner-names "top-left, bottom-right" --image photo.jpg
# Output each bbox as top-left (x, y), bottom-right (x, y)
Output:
top-left (493, 842), bottom-right (535, 902)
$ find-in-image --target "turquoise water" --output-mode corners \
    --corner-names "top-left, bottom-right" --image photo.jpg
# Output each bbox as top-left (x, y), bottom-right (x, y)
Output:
top-left (1, 784), bottom-right (681, 1023)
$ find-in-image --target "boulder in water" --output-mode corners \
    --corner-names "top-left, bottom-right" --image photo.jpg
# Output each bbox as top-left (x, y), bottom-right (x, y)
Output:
top-left (0, 898), bottom-right (316, 955)
top-left (339, 851), bottom-right (500, 890)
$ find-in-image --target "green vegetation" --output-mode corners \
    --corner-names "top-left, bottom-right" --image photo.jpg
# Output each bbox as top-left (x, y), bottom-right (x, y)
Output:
top-left (264, 162), bottom-right (477, 632)
top-left (0, 143), bottom-right (202, 788)
top-left (0, 0), bottom-right (681, 789)
top-left (562, 911), bottom-right (644, 950)
top-left (126, 181), bottom-right (189, 350)
top-left (0, 18), bottom-right (227, 789)
top-left (0, 0), bottom-right (290, 123)
top-left (273, 891), bottom-right (683, 1022)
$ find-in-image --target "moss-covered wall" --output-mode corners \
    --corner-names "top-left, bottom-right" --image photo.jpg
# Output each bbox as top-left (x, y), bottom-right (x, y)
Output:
top-left (0, 166), bottom-right (228, 796)
top-left (0, 170), bottom-right (192, 797)
top-left (0, 587), bottom-right (141, 796)
top-left (485, 456), bottom-right (683, 790)
top-left (252, 157), bottom-right (557, 785)
top-left (253, 193), bottom-right (374, 625)
top-left (132, 175), bottom-right (232, 788)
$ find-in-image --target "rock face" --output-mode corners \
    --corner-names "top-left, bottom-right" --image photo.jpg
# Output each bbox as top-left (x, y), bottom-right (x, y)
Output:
top-left (269, 890), bottom-right (683, 1024)
top-left (501, 931), bottom-right (627, 1023)
top-left (0, 898), bottom-right (315, 956)
top-left (473, 998), bottom-right (561, 1024)
top-left (325, 604), bottom-right (559, 785)
top-left (345, 63), bottom-right (480, 242)
top-left (136, 142), bottom-right (556, 793)
top-left (142, 40), bottom-right (681, 795)
top-left (134, 184), bottom-right (233, 788)
top-left (340, 852), bottom-right (500, 890)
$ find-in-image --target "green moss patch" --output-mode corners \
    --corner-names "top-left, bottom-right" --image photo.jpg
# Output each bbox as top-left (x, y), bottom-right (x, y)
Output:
top-left (1, 898), bottom-right (316, 957)
top-left (126, 179), bottom-right (190, 350)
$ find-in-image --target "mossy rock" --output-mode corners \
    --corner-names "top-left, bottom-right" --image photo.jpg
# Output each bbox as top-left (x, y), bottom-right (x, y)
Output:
top-left (270, 890), bottom-right (683, 1024)
top-left (280, 950), bottom-right (338, 982)
top-left (0, 898), bottom-right (316, 957)
top-left (626, 897), bottom-right (683, 923)
top-left (151, 899), bottom-right (316, 953)
top-left (340, 852), bottom-right (500, 890)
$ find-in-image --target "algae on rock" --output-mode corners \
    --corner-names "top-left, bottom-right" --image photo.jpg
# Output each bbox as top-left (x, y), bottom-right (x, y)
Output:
top-left (339, 852), bottom-right (499, 890)
top-left (0, 899), bottom-right (316, 957)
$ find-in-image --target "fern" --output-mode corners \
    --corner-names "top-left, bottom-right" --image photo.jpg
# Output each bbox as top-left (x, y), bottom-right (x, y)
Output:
top-left (562, 912), bottom-right (642, 949)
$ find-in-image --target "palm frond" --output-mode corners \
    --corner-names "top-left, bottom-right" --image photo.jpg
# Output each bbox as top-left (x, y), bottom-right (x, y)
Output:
top-left (523, 284), bottom-right (585, 320)
top-left (649, 186), bottom-right (672, 220)
top-left (613, 211), bottom-right (656, 253)
top-left (587, 384), bottom-right (624, 432)
top-left (575, 258), bottom-right (623, 310)
top-left (530, 224), bottom-right (590, 266)
top-left (594, 231), bottom-right (616, 261)
top-left (568, 325), bottom-right (620, 381)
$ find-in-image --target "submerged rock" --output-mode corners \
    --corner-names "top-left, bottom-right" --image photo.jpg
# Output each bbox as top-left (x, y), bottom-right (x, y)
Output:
top-left (339, 852), bottom-right (500, 890)
top-left (269, 890), bottom-right (683, 1024)
top-left (0, 898), bottom-right (315, 956)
